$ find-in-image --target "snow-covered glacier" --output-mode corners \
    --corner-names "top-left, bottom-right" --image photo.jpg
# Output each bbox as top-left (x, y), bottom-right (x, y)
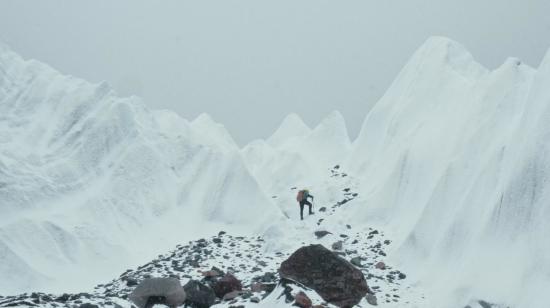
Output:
top-left (0, 42), bottom-right (284, 294)
top-left (2, 35), bottom-right (550, 308)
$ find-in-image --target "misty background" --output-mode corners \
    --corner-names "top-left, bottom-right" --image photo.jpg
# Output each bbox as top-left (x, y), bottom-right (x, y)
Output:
top-left (1, 0), bottom-right (549, 145)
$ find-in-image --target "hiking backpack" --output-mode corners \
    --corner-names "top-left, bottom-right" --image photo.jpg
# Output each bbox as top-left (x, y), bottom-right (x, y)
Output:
top-left (296, 190), bottom-right (304, 202)
top-left (296, 190), bottom-right (309, 202)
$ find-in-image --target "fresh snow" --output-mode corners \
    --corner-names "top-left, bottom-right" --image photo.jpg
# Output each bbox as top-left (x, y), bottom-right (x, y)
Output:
top-left (2, 36), bottom-right (550, 308)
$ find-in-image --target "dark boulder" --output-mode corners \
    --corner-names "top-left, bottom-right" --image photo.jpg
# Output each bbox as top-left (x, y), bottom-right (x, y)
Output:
top-left (314, 231), bottom-right (332, 239)
top-left (125, 278), bottom-right (139, 287)
top-left (365, 293), bottom-right (377, 306)
top-left (375, 261), bottom-right (386, 270)
top-left (79, 304), bottom-right (99, 308)
top-left (129, 277), bottom-right (186, 308)
top-left (183, 280), bottom-right (216, 308)
top-left (331, 241), bottom-right (343, 250)
top-left (211, 273), bottom-right (242, 298)
top-left (279, 244), bottom-right (370, 307)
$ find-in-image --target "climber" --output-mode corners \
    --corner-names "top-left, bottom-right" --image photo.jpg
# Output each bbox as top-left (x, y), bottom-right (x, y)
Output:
top-left (296, 189), bottom-right (314, 220)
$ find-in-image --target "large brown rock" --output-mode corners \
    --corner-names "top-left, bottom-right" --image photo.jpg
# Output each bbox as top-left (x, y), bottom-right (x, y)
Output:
top-left (279, 244), bottom-right (370, 307)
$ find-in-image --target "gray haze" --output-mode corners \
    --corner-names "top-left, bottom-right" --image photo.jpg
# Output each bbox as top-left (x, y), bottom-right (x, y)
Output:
top-left (1, 1), bottom-right (549, 145)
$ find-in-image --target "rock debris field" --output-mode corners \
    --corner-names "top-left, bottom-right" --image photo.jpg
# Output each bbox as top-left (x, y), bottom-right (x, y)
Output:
top-left (0, 170), bottom-right (420, 308)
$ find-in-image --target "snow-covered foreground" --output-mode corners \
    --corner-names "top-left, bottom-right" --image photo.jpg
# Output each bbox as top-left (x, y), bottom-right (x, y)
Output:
top-left (1, 168), bottom-right (424, 308)
top-left (2, 36), bottom-right (550, 307)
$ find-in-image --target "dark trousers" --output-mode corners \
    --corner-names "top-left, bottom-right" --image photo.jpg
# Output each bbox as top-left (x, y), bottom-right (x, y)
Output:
top-left (299, 200), bottom-right (313, 220)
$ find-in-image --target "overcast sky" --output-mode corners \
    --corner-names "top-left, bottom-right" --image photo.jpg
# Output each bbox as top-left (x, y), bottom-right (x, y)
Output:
top-left (1, 1), bottom-right (550, 144)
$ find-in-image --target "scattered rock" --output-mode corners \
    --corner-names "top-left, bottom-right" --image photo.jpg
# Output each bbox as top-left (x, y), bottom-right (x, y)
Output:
top-left (331, 241), bottom-right (343, 251)
top-left (55, 294), bottom-right (70, 302)
top-left (250, 296), bottom-right (260, 303)
top-left (125, 278), bottom-right (139, 287)
top-left (314, 231), bottom-right (332, 239)
top-left (129, 277), bottom-right (186, 308)
top-left (222, 290), bottom-right (241, 301)
top-left (279, 244), bottom-right (370, 307)
top-left (350, 257), bottom-right (363, 267)
top-left (78, 304), bottom-right (99, 308)
top-left (478, 300), bottom-right (494, 308)
top-left (375, 262), bottom-right (386, 270)
top-left (366, 293), bottom-right (378, 306)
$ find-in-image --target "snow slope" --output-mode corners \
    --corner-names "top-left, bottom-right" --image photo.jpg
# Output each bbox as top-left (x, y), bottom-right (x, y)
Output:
top-left (191, 113), bottom-right (239, 152)
top-left (242, 111), bottom-right (351, 218)
top-left (346, 36), bottom-right (550, 307)
top-left (243, 112), bottom-right (350, 192)
top-left (0, 42), bottom-right (284, 294)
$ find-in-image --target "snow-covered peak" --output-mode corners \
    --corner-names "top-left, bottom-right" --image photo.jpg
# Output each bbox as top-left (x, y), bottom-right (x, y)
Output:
top-left (413, 36), bottom-right (488, 78)
top-left (191, 112), bottom-right (239, 151)
top-left (191, 112), bottom-right (215, 125)
top-left (267, 113), bottom-right (311, 147)
top-left (0, 44), bottom-right (279, 294)
top-left (296, 111), bottom-right (351, 167)
top-left (311, 110), bottom-right (350, 142)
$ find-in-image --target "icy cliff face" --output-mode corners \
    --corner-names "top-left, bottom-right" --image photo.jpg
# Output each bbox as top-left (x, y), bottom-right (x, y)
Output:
top-left (348, 37), bottom-right (550, 307)
top-left (0, 43), bottom-right (282, 294)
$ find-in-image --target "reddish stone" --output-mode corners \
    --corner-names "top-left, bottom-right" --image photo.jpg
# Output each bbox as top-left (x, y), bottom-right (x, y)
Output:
top-left (375, 261), bottom-right (386, 270)
top-left (211, 273), bottom-right (242, 298)
top-left (294, 291), bottom-right (312, 308)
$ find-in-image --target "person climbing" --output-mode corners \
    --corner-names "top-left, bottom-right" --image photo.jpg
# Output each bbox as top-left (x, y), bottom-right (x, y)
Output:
top-left (296, 189), bottom-right (314, 220)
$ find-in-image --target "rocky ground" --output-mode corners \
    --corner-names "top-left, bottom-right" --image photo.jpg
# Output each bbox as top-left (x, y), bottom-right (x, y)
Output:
top-left (0, 230), bottom-right (411, 307)
top-left (0, 167), bottom-right (424, 308)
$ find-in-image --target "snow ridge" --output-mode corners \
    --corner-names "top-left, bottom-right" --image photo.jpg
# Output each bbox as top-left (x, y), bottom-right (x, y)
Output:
top-left (0, 43), bottom-right (282, 294)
